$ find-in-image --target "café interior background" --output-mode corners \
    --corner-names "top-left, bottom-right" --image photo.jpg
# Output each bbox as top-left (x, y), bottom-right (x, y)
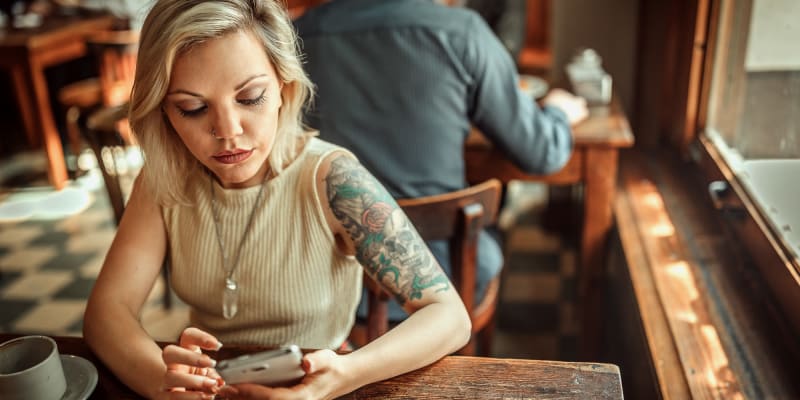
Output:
top-left (0, 0), bottom-right (640, 360)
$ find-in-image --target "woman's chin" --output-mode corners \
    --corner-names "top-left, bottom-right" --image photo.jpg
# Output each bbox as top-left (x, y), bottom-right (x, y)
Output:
top-left (212, 167), bottom-right (264, 189)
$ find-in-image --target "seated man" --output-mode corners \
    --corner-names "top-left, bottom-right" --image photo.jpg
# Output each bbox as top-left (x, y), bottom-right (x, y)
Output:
top-left (294, 0), bottom-right (587, 322)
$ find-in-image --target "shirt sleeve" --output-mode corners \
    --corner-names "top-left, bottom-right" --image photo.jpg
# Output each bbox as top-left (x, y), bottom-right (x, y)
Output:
top-left (463, 12), bottom-right (573, 175)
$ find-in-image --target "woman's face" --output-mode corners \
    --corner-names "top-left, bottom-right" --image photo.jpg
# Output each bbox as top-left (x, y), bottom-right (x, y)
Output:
top-left (163, 30), bottom-right (283, 189)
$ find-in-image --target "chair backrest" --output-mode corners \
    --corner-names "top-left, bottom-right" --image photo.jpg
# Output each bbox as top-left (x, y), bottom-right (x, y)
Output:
top-left (86, 30), bottom-right (139, 107)
top-left (364, 179), bottom-right (503, 353)
top-left (85, 103), bottom-right (131, 225)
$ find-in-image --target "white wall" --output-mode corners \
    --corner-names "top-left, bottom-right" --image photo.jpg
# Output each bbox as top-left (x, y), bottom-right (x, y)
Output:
top-left (746, 0), bottom-right (800, 71)
top-left (550, 0), bottom-right (640, 115)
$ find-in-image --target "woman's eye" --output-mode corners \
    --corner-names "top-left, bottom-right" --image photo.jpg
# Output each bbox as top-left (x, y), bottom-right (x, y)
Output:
top-left (238, 89), bottom-right (267, 106)
top-left (177, 105), bottom-right (206, 117)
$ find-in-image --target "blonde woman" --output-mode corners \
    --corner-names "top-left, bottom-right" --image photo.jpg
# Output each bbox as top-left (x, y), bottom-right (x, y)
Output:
top-left (82, 1), bottom-right (470, 399)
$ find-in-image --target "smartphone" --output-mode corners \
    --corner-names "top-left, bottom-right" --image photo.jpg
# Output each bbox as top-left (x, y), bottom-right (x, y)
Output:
top-left (216, 345), bottom-right (305, 386)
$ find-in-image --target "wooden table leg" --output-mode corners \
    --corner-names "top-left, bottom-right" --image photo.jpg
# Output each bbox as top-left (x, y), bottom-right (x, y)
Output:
top-left (10, 63), bottom-right (40, 148)
top-left (579, 147), bottom-right (619, 360)
top-left (28, 57), bottom-right (69, 190)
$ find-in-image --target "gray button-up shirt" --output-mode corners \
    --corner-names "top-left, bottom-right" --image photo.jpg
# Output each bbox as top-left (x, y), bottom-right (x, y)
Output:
top-left (295, 0), bottom-right (572, 319)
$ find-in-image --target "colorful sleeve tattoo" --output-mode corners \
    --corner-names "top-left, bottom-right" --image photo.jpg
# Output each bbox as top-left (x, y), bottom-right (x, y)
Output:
top-left (325, 155), bottom-right (451, 305)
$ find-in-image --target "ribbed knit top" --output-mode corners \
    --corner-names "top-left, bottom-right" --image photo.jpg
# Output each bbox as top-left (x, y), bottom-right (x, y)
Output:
top-left (164, 138), bottom-right (363, 349)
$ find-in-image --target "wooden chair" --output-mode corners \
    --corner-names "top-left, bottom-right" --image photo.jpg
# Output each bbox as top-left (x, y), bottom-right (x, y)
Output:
top-left (58, 30), bottom-right (138, 163)
top-left (360, 179), bottom-right (503, 356)
top-left (84, 102), bottom-right (171, 310)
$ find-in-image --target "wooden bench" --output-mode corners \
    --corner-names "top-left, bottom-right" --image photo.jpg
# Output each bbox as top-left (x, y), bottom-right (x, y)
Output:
top-left (605, 149), bottom-right (800, 399)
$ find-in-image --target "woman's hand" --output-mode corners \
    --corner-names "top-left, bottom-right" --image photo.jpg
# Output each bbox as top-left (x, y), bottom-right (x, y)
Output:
top-left (157, 327), bottom-right (224, 399)
top-left (217, 349), bottom-right (347, 400)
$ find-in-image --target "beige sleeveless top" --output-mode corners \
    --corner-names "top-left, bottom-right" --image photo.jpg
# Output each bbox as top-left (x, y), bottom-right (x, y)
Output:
top-left (163, 138), bottom-right (363, 349)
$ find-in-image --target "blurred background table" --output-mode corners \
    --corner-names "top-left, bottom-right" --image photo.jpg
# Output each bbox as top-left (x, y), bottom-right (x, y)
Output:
top-left (465, 95), bottom-right (634, 358)
top-left (0, 11), bottom-right (115, 189)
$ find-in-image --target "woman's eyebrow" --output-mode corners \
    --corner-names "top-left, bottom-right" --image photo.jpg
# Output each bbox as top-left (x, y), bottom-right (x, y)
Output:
top-left (166, 89), bottom-right (203, 97)
top-left (166, 74), bottom-right (269, 97)
top-left (235, 74), bottom-right (269, 90)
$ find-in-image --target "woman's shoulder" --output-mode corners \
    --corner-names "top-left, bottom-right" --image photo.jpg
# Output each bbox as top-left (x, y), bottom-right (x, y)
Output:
top-left (299, 137), bottom-right (358, 167)
top-left (304, 137), bottom-right (354, 156)
top-left (297, 138), bottom-right (363, 196)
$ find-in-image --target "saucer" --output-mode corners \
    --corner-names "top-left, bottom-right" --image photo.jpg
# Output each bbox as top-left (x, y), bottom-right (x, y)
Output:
top-left (60, 355), bottom-right (98, 400)
top-left (519, 74), bottom-right (549, 99)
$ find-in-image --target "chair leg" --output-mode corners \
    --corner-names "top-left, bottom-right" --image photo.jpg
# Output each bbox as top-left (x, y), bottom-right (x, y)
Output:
top-left (65, 107), bottom-right (85, 165)
top-left (366, 289), bottom-right (388, 341)
top-left (458, 336), bottom-right (478, 356)
top-left (478, 317), bottom-right (496, 356)
top-left (161, 261), bottom-right (172, 310)
top-left (347, 323), bottom-right (368, 349)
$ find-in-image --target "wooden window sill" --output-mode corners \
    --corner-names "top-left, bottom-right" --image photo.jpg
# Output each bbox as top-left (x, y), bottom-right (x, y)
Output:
top-left (608, 148), bottom-right (800, 399)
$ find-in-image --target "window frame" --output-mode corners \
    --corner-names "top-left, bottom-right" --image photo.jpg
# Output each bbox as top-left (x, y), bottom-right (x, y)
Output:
top-left (688, 0), bottom-right (800, 334)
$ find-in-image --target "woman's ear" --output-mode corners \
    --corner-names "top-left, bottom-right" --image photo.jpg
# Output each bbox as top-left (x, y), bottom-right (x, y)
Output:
top-left (278, 81), bottom-right (286, 107)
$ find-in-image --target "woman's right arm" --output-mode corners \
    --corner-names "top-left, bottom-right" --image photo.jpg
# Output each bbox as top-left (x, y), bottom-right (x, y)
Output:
top-left (83, 174), bottom-right (219, 399)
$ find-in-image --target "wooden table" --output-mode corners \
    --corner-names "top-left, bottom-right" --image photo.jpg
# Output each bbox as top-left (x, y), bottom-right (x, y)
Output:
top-left (0, 12), bottom-right (115, 189)
top-left (0, 334), bottom-right (623, 399)
top-left (465, 96), bottom-right (634, 358)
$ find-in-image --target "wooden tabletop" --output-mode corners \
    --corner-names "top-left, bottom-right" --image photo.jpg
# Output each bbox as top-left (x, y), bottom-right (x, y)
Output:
top-left (466, 95), bottom-right (634, 149)
top-left (0, 12), bottom-right (116, 52)
top-left (343, 356), bottom-right (623, 399)
top-left (0, 334), bottom-right (623, 399)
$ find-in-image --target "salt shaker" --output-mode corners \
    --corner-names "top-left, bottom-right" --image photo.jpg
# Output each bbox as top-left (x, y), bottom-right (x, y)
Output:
top-left (566, 48), bottom-right (612, 104)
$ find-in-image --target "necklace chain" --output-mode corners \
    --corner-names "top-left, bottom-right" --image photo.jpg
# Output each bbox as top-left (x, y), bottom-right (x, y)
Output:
top-left (209, 169), bottom-right (271, 319)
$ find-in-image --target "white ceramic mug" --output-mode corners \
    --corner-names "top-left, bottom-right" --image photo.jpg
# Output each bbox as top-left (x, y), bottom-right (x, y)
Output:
top-left (0, 335), bottom-right (67, 400)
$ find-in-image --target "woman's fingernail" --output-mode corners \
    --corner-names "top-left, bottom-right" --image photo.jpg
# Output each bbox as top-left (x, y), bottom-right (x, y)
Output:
top-left (215, 341), bottom-right (223, 350)
top-left (205, 378), bottom-right (219, 387)
top-left (199, 355), bottom-right (216, 367)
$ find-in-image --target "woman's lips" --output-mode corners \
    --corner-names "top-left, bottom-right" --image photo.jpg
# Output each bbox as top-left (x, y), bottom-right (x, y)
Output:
top-left (213, 149), bottom-right (253, 164)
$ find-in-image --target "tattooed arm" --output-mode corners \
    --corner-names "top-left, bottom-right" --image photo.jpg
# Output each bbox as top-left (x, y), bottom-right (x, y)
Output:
top-left (303, 152), bottom-right (471, 399)
top-left (324, 155), bottom-right (453, 308)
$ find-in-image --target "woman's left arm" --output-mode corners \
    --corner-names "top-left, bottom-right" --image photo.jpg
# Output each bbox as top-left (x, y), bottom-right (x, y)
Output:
top-left (319, 153), bottom-right (471, 395)
top-left (220, 152), bottom-right (470, 400)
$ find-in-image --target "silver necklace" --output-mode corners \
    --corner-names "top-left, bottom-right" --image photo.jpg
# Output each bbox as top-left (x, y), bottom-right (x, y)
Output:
top-left (209, 170), bottom-right (270, 319)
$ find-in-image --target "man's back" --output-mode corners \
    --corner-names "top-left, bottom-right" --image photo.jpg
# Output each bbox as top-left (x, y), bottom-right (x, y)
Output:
top-left (295, 0), bottom-right (573, 198)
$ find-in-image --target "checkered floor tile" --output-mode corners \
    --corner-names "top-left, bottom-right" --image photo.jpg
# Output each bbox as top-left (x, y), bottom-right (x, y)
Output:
top-left (0, 164), bottom-right (188, 339)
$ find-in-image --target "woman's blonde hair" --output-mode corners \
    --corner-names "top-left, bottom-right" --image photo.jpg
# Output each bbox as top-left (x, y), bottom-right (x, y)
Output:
top-left (130, 0), bottom-right (314, 205)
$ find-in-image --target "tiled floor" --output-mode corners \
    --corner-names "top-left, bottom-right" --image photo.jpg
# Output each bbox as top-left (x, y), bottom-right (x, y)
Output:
top-left (0, 150), bottom-right (190, 341)
top-left (492, 182), bottom-right (579, 360)
top-left (0, 150), bottom-right (578, 360)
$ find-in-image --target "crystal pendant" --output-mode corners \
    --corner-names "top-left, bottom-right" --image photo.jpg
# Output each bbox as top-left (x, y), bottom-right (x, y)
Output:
top-left (223, 277), bottom-right (239, 319)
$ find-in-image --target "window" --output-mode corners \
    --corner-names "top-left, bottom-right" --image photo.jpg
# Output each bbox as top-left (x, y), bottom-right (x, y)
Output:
top-left (704, 0), bottom-right (800, 264)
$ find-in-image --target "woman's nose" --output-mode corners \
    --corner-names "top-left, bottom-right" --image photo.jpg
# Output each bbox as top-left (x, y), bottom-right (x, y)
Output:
top-left (211, 105), bottom-right (243, 139)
